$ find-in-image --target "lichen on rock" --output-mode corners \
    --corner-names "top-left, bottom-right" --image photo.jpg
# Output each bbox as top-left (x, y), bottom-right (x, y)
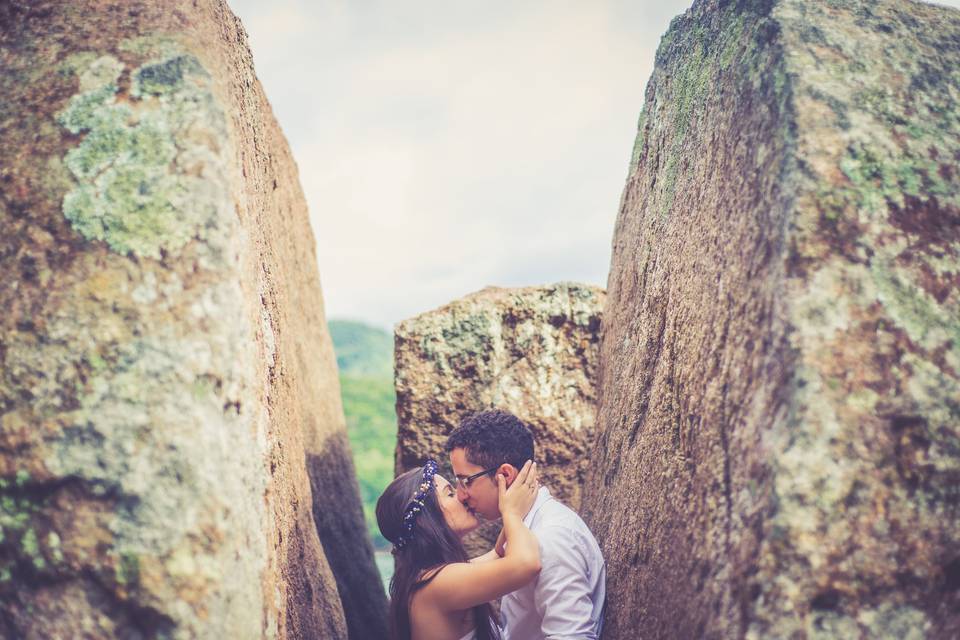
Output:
top-left (1, 4), bottom-right (373, 638)
top-left (57, 48), bottom-right (233, 260)
top-left (583, 0), bottom-right (960, 638)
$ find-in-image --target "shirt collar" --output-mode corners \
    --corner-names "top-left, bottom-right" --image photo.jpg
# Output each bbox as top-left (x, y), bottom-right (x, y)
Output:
top-left (522, 486), bottom-right (552, 528)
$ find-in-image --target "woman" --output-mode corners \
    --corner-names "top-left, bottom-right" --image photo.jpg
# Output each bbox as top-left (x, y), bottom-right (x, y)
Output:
top-left (376, 459), bottom-right (541, 640)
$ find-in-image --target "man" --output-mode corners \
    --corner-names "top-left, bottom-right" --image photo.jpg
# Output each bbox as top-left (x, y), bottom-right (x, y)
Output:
top-left (446, 409), bottom-right (606, 640)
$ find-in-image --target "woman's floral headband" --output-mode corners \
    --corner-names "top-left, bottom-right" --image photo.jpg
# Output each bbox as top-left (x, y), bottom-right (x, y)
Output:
top-left (395, 459), bottom-right (439, 549)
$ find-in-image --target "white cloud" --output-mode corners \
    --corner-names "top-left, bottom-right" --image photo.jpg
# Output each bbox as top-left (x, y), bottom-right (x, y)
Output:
top-left (228, 0), bottom-right (689, 327)
top-left (229, 0), bottom-right (960, 327)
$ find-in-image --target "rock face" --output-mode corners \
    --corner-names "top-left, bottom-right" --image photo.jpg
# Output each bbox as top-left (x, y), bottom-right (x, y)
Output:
top-left (395, 284), bottom-right (604, 554)
top-left (582, 0), bottom-right (960, 638)
top-left (0, 2), bottom-right (385, 638)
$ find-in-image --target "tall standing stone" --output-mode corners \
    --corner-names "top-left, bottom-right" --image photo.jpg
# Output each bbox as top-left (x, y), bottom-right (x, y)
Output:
top-left (394, 283), bottom-right (604, 554)
top-left (0, 1), bottom-right (386, 638)
top-left (582, 0), bottom-right (960, 638)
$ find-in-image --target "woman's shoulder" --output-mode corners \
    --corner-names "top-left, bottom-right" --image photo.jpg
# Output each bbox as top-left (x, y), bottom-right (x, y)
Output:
top-left (416, 563), bottom-right (450, 585)
top-left (413, 562), bottom-right (458, 601)
top-left (409, 565), bottom-right (476, 638)
top-left (412, 561), bottom-right (476, 606)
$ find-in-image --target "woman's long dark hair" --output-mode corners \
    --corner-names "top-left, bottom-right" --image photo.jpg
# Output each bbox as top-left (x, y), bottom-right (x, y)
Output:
top-left (377, 467), bottom-right (500, 640)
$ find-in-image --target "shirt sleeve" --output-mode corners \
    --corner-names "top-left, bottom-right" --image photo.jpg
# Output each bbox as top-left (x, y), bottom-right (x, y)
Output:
top-left (533, 525), bottom-right (600, 640)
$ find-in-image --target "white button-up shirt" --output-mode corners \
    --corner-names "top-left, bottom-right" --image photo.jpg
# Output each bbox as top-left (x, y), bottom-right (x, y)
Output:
top-left (500, 487), bottom-right (606, 640)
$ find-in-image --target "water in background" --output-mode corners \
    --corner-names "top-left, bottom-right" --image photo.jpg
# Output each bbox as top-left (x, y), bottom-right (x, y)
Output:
top-left (375, 550), bottom-right (394, 592)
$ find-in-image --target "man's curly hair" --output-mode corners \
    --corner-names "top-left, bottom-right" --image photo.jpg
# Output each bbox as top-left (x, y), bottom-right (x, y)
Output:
top-left (445, 409), bottom-right (535, 471)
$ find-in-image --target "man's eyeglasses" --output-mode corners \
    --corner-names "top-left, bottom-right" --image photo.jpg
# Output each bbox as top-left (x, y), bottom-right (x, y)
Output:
top-left (454, 467), bottom-right (499, 490)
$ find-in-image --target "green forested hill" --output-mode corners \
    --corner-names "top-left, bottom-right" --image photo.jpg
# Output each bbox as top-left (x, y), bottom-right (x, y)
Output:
top-left (329, 320), bottom-right (396, 549)
top-left (329, 319), bottom-right (393, 378)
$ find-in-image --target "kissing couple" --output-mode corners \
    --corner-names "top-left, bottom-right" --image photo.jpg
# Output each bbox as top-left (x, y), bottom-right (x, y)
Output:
top-left (376, 410), bottom-right (606, 640)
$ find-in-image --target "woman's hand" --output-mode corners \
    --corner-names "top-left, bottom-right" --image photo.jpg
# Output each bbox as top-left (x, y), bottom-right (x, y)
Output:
top-left (497, 460), bottom-right (538, 522)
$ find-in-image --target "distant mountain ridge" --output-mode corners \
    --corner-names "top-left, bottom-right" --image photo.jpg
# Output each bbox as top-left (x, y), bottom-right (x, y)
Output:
top-left (328, 320), bottom-right (393, 378)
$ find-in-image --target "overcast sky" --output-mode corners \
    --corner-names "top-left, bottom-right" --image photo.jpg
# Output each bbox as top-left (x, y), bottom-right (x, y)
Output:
top-left (227, 0), bottom-right (959, 330)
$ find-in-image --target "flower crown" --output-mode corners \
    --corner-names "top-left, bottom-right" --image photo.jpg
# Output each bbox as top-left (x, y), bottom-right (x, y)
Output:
top-left (395, 459), bottom-right (439, 549)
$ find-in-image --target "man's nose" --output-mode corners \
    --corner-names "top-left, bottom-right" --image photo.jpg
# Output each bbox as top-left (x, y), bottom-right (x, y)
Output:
top-left (456, 484), bottom-right (469, 503)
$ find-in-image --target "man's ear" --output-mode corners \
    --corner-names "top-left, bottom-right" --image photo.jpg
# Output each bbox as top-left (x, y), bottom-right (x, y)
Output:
top-left (498, 463), bottom-right (519, 487)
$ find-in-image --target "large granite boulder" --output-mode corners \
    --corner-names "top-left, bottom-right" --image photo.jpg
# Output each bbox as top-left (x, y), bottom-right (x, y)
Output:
top-left (582, 0), bottom-right (960, 638)
top-left (395, 283), bottom-right (604, 554)
top-left (0, 1), bottom-right (385, 638)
